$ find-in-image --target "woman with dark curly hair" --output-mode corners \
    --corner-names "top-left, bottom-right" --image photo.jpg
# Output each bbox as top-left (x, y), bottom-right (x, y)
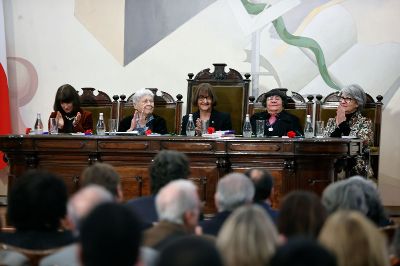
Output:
top-left (49, 84), bottom-right (93, 133)
top-left (0, 170), bottom-right (74, 249)
top-left (250, 89), bottom-right (302, 137)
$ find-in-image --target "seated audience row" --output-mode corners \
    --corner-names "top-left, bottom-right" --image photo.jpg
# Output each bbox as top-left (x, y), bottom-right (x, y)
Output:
top-left (1, 149), bottom-right (395, 266)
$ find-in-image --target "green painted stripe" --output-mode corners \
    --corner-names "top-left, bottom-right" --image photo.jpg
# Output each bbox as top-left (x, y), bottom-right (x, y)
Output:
top-left (240, 0), bottom-right (340, 90)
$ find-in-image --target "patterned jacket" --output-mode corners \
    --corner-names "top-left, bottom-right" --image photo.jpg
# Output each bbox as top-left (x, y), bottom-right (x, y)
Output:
top-left (325, 111), bottom-right (374, 178)
top-left (325, 111), bottom-right (374, 147)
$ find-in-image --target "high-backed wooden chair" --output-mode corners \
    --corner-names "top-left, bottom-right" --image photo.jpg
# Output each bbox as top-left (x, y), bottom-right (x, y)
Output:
top-left (79, 87), bottom-right (119, 133)
top-left (315, 92), bottom-right (383, 178)
top-left (187, 63), bottom-right (251, 134)
top-left (248, 88), bottom-right (314, 130)
top-left (119, 89), bottom-right (183, 134)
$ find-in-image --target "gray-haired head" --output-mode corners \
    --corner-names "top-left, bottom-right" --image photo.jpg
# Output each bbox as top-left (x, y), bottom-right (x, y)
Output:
top-left (322, 175), bottom-right (388, 226)
top-left (67, 185), bottom-right (113, 235)
top-left (132, 88), bottom-right (154, 106)
top-left (215, 173), bottom-right (255, 212)
top-left (156, 179), bottom-right (199, 224)
top-left (340, 84), bottom-right (367, 111)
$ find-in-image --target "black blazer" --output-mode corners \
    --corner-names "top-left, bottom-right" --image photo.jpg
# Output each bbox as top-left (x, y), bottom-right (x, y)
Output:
top-left (119, 114), bottom-right (167, 134)
top-left (181, 109), bottom-right (232, 135)
top-left (250, 110), bottom-right (303, 137)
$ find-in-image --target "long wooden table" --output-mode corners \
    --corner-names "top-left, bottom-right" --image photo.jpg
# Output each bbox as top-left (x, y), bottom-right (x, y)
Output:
top-left (0, 135), bottom-right (361, 215)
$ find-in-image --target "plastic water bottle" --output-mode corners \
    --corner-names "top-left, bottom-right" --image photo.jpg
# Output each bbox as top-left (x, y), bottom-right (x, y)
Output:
top-left (34, 113), bottom-right (43, 134)
top-left (304, 114), bottom-right (314, 138)
top-left (96, 113), bottom-right (106, 135)
top-left (243, 114), bottom-right (252, 138)
top-left (186, 114), bottom-right (195, 136)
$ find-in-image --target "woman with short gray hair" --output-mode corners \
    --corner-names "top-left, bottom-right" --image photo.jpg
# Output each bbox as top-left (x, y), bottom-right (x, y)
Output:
top-left (324, 84), bottom-right (374, 177)
top-left (325, 84), bottom-right (373, 146)
top-left (119, 88), bottom-right (167, 134)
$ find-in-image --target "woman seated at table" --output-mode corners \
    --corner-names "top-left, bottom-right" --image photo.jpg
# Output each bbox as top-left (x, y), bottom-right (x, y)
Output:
top-left (250, 89), bottom-right (302, 137)
top-left (119, 88), bottom-right (167, 134)
top-left (49, 84), bottom-right (93, 133)
top-left (325, 84), bottom-right (373, 177)
top-left (181, 83), bottom-right (232, 135)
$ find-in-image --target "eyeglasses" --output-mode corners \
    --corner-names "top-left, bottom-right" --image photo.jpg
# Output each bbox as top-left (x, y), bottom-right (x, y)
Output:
top-left (198, 95), bottom-right (212, 101)
top-left (140, 98), bottom-right (154, 104)
top-left (266, 96), bottom-right (282, 101)
top-left (339, 97), bottom-right (353, 103)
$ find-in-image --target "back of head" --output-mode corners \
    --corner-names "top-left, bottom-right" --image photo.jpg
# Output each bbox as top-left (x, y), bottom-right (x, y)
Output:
top-left (278, 190), bottom-right (327, 239)
top-left (150, 150), bottom-right (190, 194)
top-left (7, 169), bottom-right (67, 231)
top-left (244, 168), bottom-right (274, 201)
top-left (322, 176), bottom-right (387, 226)
top-left (79, 202), bottom-right (142, 266)
top-left (215, 173), bottom-right (255, 212)
top-left (67, 185), bottom-right (113, 233)
top-left (270, 237), bottom-right (336, 266)
top-left (217, 205), bottom-right (279, 266)
top-left (155, 179), bottom-right (199, 224)
top-left (319, 210), bottom-right (390, 266)
top-left (157, 235), bottom-right (223, 266)
top-left (81, 163), bottom-right (121, 199)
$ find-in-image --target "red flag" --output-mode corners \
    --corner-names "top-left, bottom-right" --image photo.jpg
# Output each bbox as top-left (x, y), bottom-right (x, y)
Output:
top-left (0, 63), bottom-right (10, 169)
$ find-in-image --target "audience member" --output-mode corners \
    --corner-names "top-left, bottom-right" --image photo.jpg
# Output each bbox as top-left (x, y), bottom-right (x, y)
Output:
top-left (0, 218), bottom-right (30, 266)
top-left (80, 162), bottom-right (123, 202)
top-left (322, 175), bottom-right (391, 226)
top-left (319, 210), bottom-right (390, 266)
top-left (217, 205), bottom-right (279, 266)
top-left (79, 202), bottom-right (142, 266)
top-left (39, 185), bottom-right (113, 266)
top-left (200, 172), bottom-right (254, 236)
top-left (0, 170), bottom-right (74, 249)
top-left (270, 237), bottom-right (336, 266)
top-left (156, 235), bottom-right (223, 266)
top-left (142, 179), bottom-right (201, 250)
top-left (244, 168), bottom-right (278, 222)
top-left (126, 150), bottom-right (190, 226)
top-left (278, 190), bottom-right (327, 239)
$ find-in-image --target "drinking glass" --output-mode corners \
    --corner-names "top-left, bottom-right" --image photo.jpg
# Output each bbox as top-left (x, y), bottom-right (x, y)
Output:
top-left (256, 120), bottom-right (265, 138)
top-left (108, 119), bottom-right (118, 135)
top-left (49, 118), bottom-right (58, 134)
top-left (201, 120), bottom-right (209, 136)
top-left (316, 121), bottom-right (324, 138)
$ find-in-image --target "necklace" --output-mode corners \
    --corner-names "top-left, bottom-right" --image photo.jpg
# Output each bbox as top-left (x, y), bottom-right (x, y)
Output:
top-left (64, 114), bottom-right (76, 121)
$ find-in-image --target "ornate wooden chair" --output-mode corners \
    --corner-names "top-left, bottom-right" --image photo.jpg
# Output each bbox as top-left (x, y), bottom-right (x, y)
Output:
top-left (315, 92), bottom-right (383, 179)
top-left (79, 87), bottom-right (119, 133)
top-left (248, 88), bottom-right (314, 130)
top-left (118, 89), bottom-right (183, 134)
top-left (186, 63), bottom-right (251, 134)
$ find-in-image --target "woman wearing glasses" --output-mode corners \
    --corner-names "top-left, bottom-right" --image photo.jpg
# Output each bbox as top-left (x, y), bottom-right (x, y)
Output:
top-left (250, 89), bottom-right (302, 137)
top-left (325, 84), bottom-right (374, 177)
top-left (119, 88), bottom-right (167, 134)
top-left (181, 83), bottom-right (232, 135)
top-left (325, 84), bottom-right (373, 146)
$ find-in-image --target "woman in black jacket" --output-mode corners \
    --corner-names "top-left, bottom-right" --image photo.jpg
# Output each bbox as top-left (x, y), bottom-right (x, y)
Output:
top-left (250, 89), bottom-right (302, 137)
